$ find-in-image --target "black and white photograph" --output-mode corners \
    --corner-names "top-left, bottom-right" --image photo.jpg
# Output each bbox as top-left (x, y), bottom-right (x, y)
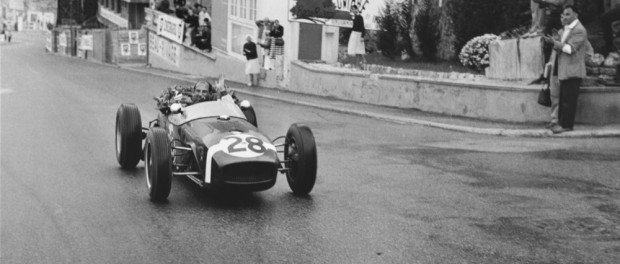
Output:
top-left (2, 0), bottom-right (620, 263)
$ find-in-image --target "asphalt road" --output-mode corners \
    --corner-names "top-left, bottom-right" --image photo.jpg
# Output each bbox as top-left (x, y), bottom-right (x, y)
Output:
top-left (2, 32), bottom-right (620, 264)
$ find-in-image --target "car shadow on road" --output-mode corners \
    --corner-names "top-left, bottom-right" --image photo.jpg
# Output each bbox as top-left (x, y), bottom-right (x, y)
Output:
top-left (172, 176), bottom-right (270, 209)
top-left (169, 175), bottom-right (317, 212)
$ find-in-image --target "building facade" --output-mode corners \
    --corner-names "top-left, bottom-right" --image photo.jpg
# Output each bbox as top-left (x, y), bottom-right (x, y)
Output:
top-left (98, 0), bottom-right (149, 29)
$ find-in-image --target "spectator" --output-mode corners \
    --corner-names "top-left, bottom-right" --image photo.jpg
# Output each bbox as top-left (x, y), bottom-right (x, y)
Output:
top-left (243, 35), bottom-right (260, 87)
top-left (269, 19), bottom-right (284, 60)
top-left (174, 0), bottom-right (186, 9)
top-left (175, 2), bottom-right (188, 20)
top-left (156, 0), bottom-right (174, 14)
top-left (533, 0), bottom-right (573, 62)
top-left (4, 29), bottom-right (11, 43)
top-left (533, 0), bottom-right (573, 36)
top-left (194, 18), bottom-right (212, 52)
top-left (184, 8), bottom-right (199, 46)
top-left (347, 5), bottom-right (366, 69)
top-left (523, 0), bottom-right (545, 36)
top-left (545, 40), bottom-right (592, 130)
top-left (256, 18), bottom-right (273, 69)
top-left (198, 5), bottom-right (211, 26)
top-left (542, 5), bottom-right (587, 134)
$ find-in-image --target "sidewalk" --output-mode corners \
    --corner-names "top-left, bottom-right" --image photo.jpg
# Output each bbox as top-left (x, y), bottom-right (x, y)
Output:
top-left (120, 64), bottom-right (620, 138)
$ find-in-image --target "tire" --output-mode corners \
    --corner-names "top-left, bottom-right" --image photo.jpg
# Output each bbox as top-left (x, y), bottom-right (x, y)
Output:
top-left (243, 106), bottom-right (258, 128)
top-left (115, 104), bottom-right (142, 169)
top-left (145, 127), bottom-right (172, 202)
top-left (285, 124), bottom-right (317, 195)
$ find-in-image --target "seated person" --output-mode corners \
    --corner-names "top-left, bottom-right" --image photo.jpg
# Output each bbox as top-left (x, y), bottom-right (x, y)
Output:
top-left (193, 19), bottom-right (212, 51)
top-left (192, 80), bottom-right (227, 102)
top-left (155, 0), bottom-right (174, 14)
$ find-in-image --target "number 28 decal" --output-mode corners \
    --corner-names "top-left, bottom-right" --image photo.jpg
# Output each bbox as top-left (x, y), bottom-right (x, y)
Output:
top-left (220, 134), bottom-right (274, 158)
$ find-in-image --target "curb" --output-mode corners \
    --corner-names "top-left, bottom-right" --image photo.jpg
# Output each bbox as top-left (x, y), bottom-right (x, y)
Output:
top-left (119, 65), bottom-right (620, 138)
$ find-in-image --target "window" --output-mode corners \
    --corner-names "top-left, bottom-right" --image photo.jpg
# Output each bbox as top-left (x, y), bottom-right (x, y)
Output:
top-left (231, 23), bottom-right (254, 55)
top-left (230, 0), bottom-right (256, 21)
top-left (228, 0), bottom-right (257, 58)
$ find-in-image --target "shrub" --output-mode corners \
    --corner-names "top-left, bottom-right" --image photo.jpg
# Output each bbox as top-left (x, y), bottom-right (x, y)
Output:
top-left (375, 1), bottom-right (399, 58)
top-left (458, 34), bottom-right (500, 71)
top-left (396, 0), bottom-right (414, 59)
top-left (374, 0), bottom-right (413, 59)
top-left (447, 0), bottom-right (529, 58)
top-left (414, 0), bottom-right (440, 61)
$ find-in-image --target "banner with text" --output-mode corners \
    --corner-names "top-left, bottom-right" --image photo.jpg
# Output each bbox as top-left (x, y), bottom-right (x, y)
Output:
top-left (80, 35), bottom-right (93, 50)
top-left (58, 32), bottom-right (67, 47)
top-left (156, 14), bottom-right (184, 44)
top-left (149, 31), bottom-right (181, 67)
top-left (288, 0), bottom-right (382, 30)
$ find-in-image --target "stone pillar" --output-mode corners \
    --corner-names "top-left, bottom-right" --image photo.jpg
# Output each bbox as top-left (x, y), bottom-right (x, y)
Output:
top-left (486, 37), bottom-right (544, 81)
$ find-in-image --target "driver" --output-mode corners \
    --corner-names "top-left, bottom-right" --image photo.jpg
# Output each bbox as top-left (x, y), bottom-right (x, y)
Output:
top-left (192, 80), bottom-right (225, 102)
top-left (192, 79), bottom-right (237, 104)
top-left (155, 79), bottom-right (240, 114)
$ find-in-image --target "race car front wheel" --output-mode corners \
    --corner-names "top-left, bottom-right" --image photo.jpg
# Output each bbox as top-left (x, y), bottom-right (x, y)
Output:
top-left (145, 127), bottom-right (172, 202)
top-left (116, 104), bottom-right (142, 169)
top-left (284, 124), bottom-right (317, 195)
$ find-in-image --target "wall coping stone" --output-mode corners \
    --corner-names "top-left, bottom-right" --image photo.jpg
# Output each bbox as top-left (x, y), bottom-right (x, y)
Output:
top-left (292, 60), bottom-right (620, 94)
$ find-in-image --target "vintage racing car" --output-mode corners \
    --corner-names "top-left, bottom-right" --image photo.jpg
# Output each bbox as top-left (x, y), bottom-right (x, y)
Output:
top-left (114, 98), bottom-right (317, 201)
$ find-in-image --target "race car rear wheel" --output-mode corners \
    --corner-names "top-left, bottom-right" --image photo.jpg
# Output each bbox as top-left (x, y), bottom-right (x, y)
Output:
top-left (284, 124), bottom-right (317, 195)
top-left (145, 127), bottom-right (172, 202)
top-left (243, 106), bottom-right (258, 128)
top-left (115, 104), bottom-right (142, 169)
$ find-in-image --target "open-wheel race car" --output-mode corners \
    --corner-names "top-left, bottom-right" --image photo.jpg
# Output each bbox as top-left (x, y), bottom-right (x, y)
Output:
top-left (114, 96), bottom-right (317, 201)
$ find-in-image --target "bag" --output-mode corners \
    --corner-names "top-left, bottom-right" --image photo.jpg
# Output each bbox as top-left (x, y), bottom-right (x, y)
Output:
top-left (275, 38), bottom-right (284, 46)
top-left (537, 84), bottom-right (551, 107)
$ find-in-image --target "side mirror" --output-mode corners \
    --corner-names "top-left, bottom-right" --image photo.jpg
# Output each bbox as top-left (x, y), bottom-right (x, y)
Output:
top-left (239, 100), bottom-right (251, 109)
top-left (170, 103), bottom-right (183, 114)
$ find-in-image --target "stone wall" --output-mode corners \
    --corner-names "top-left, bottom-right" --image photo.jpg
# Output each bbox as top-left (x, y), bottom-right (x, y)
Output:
top-left (288, 61), bottom-right (620, 124)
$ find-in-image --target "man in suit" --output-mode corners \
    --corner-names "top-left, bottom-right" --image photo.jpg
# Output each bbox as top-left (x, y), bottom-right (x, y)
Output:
top-left (542, 5), bottom-right (588, 134)
top-left (544, 40), bottom-right (593, 130)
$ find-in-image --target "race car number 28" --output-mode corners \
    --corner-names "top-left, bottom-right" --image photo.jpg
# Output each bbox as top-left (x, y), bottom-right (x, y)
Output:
top-left (220, 135), bottom-right (270, 158)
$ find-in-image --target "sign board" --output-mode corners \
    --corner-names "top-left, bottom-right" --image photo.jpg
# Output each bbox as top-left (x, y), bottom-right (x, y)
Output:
top-left (129, 31), bottom-right (139, 44)
top-left (138, 43), bottom-right (147, 56)
top-left (157, 14), bottom-right (184, 44)
top-left (58, 32), bottom-right (67, 47)
top-left (121, 43), bottom-right (131, 56)
top-left (81, 35), bottom-right (93, 50)
top-left (27, 11), bottom-right (42, 23)
top-left (288, 0), bottom-right (382, 30)
top-left (149, 31), bottom-right (181, 66)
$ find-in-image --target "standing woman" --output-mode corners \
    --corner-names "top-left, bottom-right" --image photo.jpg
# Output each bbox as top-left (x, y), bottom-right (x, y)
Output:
top-left (243, 35), bottom-right (260, 87)
top-left (269, 19), bottom-right (284, 60)
top-left (347, 5), bottom-right (366, 69)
